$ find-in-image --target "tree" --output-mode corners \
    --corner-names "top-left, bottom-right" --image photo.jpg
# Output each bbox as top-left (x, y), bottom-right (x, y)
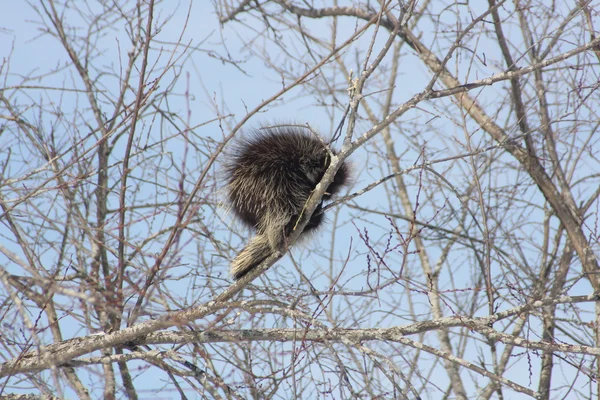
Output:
top-left (1, 0), bottom-right (600, 398)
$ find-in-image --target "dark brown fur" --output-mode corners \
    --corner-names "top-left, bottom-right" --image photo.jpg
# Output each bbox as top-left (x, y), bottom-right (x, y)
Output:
top-left (225, 125), bottom-right (349, 279)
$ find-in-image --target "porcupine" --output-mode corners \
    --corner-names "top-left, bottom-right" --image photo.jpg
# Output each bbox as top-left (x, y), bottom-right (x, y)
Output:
top-left (225, 125), bottom-right (350, 280)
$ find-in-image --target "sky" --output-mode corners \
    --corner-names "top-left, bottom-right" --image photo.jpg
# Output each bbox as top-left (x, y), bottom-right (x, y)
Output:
top-left (1, 1), bottom-right (598, 398)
